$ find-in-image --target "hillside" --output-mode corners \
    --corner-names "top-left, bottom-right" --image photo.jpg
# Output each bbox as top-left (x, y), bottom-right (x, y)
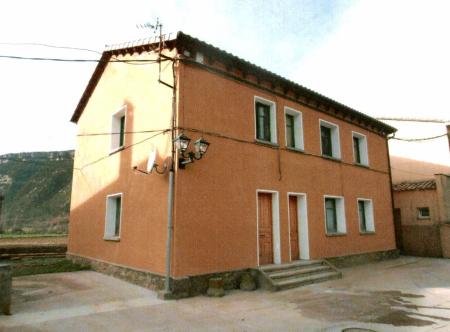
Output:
top-left (0, 150), bottom-right (74, 234)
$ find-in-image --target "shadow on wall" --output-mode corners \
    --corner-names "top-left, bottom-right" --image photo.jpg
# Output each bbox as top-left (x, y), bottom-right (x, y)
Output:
top-left (68, 99), bottom-right (170, 274)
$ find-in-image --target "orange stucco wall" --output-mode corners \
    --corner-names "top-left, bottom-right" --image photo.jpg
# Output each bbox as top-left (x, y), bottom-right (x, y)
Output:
top-left (68, 50), bottom-right (176, 275)
top-left (171, 62), bottom-right (396, 277)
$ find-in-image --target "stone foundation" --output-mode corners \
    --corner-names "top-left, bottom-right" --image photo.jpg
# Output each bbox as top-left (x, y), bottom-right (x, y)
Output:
top-left (67, 253), bottom-right (248, 298)
top-left (326, 249), bottom-right (399, 268)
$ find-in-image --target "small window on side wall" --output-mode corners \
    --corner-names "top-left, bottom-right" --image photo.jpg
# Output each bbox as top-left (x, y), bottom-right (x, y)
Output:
top-left (104, 193), bottom-right (122, 240)
top-left (111, 106), bottom-right (126, 152)
top-left (255, 97), bottom-right (277, 144)
top-left (324, 196), bottom-right (346, 234)
top-left (417, 207), bottom-right (430, 219)
top-left (320, 120), bottom-right (340, 159)
top-left (284, 107), bottom-right (304, 150)
top-left (352, 132), bottom-right (369, 166)
top-left (358, 199), bottom-right (375, 233)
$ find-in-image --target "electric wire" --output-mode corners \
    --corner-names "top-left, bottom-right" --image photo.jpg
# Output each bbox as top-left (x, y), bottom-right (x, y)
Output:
top-left (0, 42), bottom-right (102, 54)
top-left (0, 54), bottom-right (163, 64)
top-left (391, 133), bottom-right (448, 142)
top-left (73, 129), bottom-right (170, 171)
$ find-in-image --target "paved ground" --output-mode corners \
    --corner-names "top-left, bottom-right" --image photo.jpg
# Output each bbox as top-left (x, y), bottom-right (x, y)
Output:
top-left (2, 256), bottom-right (450, 331)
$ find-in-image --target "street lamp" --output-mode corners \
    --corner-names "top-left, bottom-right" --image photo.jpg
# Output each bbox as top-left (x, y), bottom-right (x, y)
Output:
top-left (175, 134), bottom-right (210, 169)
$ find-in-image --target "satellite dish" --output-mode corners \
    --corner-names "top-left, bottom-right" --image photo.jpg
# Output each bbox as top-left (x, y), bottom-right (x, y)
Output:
top-left (146, 148), bottom-right (157, 173)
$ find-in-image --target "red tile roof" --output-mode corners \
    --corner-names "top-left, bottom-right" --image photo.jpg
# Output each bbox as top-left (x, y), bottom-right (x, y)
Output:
top-left (393, 179), bottom-right (436, 192)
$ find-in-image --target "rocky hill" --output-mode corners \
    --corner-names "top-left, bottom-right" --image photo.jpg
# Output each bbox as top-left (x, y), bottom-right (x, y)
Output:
top-left (0, 150), bottom-right (74, 234)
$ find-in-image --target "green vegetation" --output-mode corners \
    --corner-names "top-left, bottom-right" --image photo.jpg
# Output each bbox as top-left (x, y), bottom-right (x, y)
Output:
top-left (10, 257), bottom-right (89, 277)
top-left (0, 233), bottom-right (67, 239)
top-left (0, 150), bottom-right (73, 234)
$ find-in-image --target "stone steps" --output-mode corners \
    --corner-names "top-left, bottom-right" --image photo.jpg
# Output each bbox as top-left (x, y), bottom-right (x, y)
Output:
top-left (256, 260), bottom-right (342, 291)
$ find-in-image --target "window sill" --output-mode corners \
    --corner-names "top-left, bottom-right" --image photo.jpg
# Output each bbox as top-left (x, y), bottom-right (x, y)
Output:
top-left (325, 232), bottom-right (347, 237)
top-left (353, 162), bottom-right (370, 168)
top-left (104, 237), bottom-right (120, 242)
top-left (286, 147), bottom-right (305, 154)
top-left (109, 146), bottom-right (125, 155)
top-left (360, 231), bottom-right (376, 235)
top-left (255, 139), bottom-right (279, 148)
top-left (321, 155), bottom-right (341, 163)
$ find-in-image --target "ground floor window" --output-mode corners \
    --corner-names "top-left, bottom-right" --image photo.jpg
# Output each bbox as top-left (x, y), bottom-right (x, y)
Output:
top-left (104, 193), bottom-right (122, 240)
top-left (357, 198), bottom-right (375, 233)
top-left (324, 196), bottom-right (346, 234)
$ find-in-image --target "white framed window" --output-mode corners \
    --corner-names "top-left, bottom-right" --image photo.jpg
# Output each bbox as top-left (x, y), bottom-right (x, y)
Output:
top-left (284, 107), bottom-right (304, 150)
top-left (417, 207), bottom-right (431, 219)
top-left (254, 96), bottom-right (277, 144)
top-left (111, 105), bottom-right (127, 152)
top-left (352, 132), bottom-right (369, 166)
top-left (104, 193), bottom-right (123, 240)
top-left (357, 198), bottom-right (375, 233)
top-left (323, 195), bottom-right (346, 234)
top-left (319, 119), bottom-right (340, 159)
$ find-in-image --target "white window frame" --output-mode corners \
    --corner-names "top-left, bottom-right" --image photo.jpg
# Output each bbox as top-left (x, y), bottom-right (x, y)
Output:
top-left (352, 131), bottom-right (369, 166)
top-left (104, 193), bottom-right (123, 240)
top-left (254, 96), bottom-right (277, 144)
top-left (323, 195), bottom-right (346, 235)
top-left (256, 189), bottom-right (281, 266)
top-left (284, 107), bottom-right (304, 150)
top-left (417, 207), bottom-right (431, 219)
top-left (110, 105), bottom-right (127, 153)
top-left (357, 198), bottom-right (375, 233)
top-left (319, 119), bottom-right (341, 159)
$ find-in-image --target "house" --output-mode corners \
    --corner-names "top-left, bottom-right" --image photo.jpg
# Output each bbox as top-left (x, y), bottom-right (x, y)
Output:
top-left (393, 175), bottom-right (450, 257)
top-left (67, 32), bottom-right (397, 297)
top-left (384, 120), bottom-right (450, 257)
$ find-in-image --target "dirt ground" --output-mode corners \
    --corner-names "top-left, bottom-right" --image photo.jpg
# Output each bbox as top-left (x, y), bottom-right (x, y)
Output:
top-left (2, 256), bottom-right (450, 331)
top-left (0, 236), bottom-right (67, 247)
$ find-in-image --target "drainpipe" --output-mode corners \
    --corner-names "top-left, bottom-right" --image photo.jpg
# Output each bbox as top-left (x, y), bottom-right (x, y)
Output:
top-left (163, 58), bottom-right (178, 294)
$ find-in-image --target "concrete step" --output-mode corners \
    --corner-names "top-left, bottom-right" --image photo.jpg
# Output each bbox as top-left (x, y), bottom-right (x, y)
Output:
top-left (273, 271), bottom-right (342, 290)
top-left (259, 260), bottom-right (323, 273)
top-left (268, 265), bottom-right (332, 279)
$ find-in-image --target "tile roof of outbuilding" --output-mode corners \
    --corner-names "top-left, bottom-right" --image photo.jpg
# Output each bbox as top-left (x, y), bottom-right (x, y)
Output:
top-left (393, 179), bottom-right (436, 192)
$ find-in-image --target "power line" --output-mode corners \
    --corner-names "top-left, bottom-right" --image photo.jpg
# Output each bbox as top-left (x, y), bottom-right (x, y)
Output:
top-left (0, 42), bottom-right (102, 54)
top-left (74, 129), bottom-right (170, 171)
top-left (377, 117), bottom-right (450, 123)
top-left (0, 54), bottom-right (163, 64)
top-left (77, 129), bottom-right (169, 137)
top-left (391, 133), bottom-right (448, 142)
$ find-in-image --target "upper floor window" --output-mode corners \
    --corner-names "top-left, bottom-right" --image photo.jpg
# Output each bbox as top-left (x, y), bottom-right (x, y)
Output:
top-left (352, 132), bottom-right (369, 166)
top-left (111, 106), bottom-right (126, 152)
top-left (358, 198), bottom-right (375, 233)
top-left (255, 97), bottom-right (277, 144)
top-left (320, 120), bottom-right (341, 159)
top-left (104, 193), bottom-right (123, 240)
top-left (324, 196), bottom-right (346, 234)
top-left (284, 107), bottom-right (304, 150)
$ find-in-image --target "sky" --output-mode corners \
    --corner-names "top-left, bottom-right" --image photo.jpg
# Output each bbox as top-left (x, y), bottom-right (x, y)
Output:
top-left (0, 0), bottom-right (449, 157)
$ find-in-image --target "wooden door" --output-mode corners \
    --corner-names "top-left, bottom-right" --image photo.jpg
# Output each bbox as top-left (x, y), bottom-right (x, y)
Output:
top-left (393, 208), bottom-right (403, 252)
top-left (258, 193), bottom-right (273, 265)
top-left (289, 196), bottom-right (300, 261)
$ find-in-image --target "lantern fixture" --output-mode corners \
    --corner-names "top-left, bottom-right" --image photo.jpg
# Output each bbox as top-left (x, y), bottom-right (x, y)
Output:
top-left (174, 134), bottom-right (191, 152)
top-left (194, 138), bottom-right (210, 156)
top-left (175, 134), bottom-right (210, 169)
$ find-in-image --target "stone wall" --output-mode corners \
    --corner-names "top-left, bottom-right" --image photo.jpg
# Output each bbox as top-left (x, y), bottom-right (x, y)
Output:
top-left (0, 264), bottom-right (11, 315)
top-left (326, 249), bottom-right (399, 268)
top-left (67, 253), bottom-right (248, 299)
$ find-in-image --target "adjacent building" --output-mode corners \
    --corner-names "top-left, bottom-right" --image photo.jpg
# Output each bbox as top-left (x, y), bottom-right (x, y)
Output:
top-left (68, 32), bottom-right (397, 295)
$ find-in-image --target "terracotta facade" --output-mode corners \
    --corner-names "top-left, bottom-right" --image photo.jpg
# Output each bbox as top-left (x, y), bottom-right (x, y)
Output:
top-left (68, 33), bottom-right (397, 279)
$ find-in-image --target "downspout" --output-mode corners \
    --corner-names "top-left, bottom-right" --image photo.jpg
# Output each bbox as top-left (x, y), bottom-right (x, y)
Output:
top-left (164, 57), bottom-right (178, 293)
top-left (386, 133), bottom-right (397, 249)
